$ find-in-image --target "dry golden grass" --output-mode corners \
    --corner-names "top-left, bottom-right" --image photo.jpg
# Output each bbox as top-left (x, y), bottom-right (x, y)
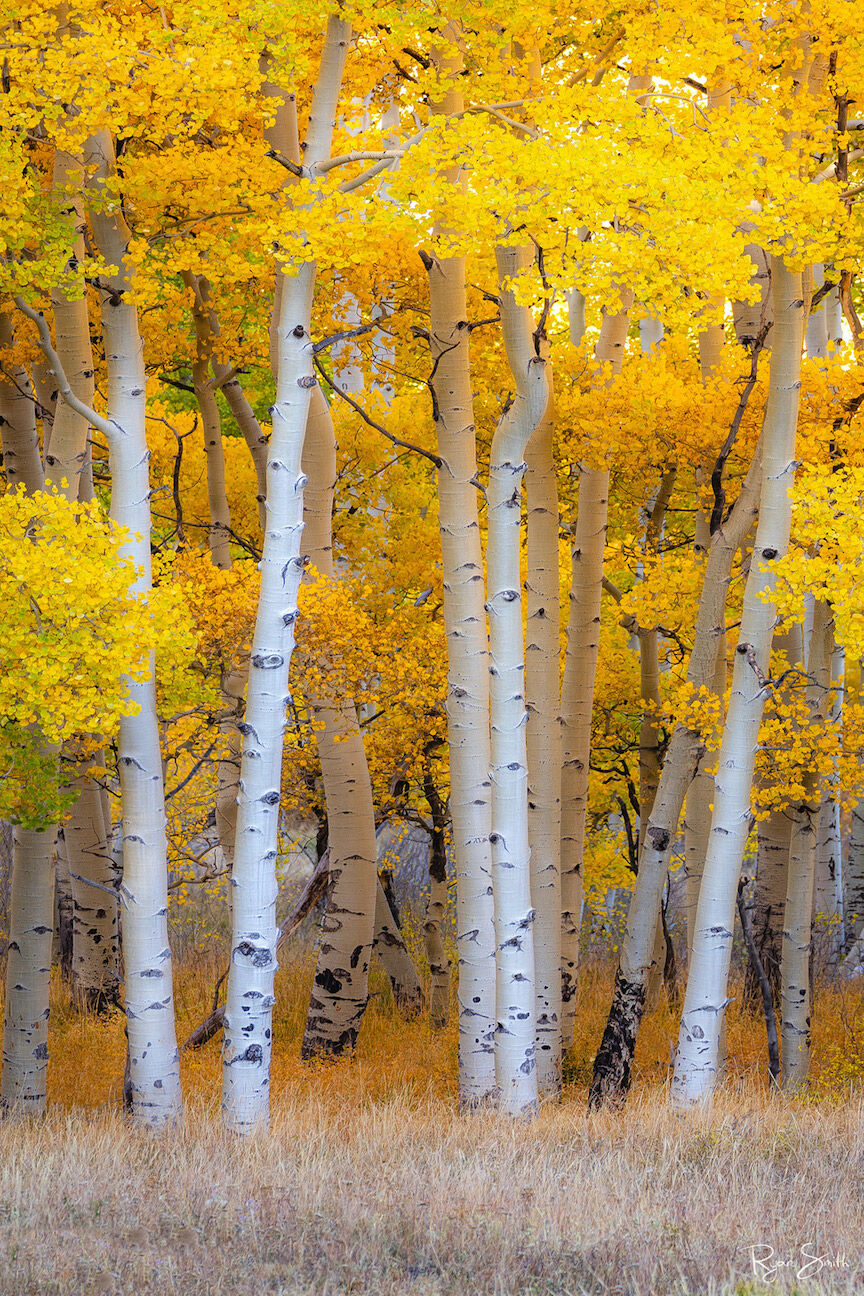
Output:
top-left (3, 951), bottom-right (864, 1295)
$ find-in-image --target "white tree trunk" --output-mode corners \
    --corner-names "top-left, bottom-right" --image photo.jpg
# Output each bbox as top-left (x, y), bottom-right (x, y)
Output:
top-left (422, 248), bottom-right (496, 1103)
top-left (487, 245), bottom-right (549, 1115)
top-left (525, 354), bottom-right (561, 1095)
top-left (300, 389), bottom-right (379, 1060)
top-left (1, 829), bottom-right (57, 1115)
top-left (672, 259), bottom-right (804, 1107)
top-left (84, 129), bottom-right (183, 1127)
top-left (780, 599), bottom-right (833, 1090)
top-left (67, 773), bottom-right (120, 1012)
top-left (223, 15), bottom-right (352, 1129)
top-left (590, 437), bottom-right (763, 1105)
top-left (0, 307), bottom-right (44, 494)
top-left (559, 299), bottom-right (628, 1049)
top-left (372, 877), bottom-right (424, 1018)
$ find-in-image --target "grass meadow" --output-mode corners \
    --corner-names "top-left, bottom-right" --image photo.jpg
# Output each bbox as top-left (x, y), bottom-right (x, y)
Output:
top-left (4, 950), bottom-right (864, 1295)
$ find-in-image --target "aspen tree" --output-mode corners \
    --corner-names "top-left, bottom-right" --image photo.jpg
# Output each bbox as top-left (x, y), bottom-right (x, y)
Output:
top-left (299, 387), bottom-right (379, 1059)
top-left (672, 259), bottom-right (805, 1107)
top-left (560, 299), bottom-right (629, 1050)
top-left (590, 437), bottom-right (763, 1104)
top-left (420, 37), bottom-right (496, 1107)
top-left (523, 333), bottom-right (561, 1092)
top-left (222, 15), bottom-right (353, 1130)
top-left (780, 600), bottom-right (833, 1090)
top-left (488, 245), bottom-right (548, 1114)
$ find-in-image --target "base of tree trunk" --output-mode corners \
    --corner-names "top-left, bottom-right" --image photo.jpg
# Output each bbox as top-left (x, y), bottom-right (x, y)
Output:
top-left (588, 968), bottom-right (647, 1109)
top-left (72, 980), bottom-right (122, 1016)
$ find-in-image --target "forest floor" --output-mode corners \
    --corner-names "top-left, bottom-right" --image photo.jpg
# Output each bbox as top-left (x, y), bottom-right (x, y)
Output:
top-left (3, 952), bottom-right (864, 1296)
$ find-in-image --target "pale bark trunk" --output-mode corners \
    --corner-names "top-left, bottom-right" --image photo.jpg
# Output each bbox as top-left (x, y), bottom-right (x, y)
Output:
top-left (421, 45), bottom-right (496, 1104)
top-left (373, 877), bottom-right (424, 1018)
top-left (733, 242), bottom-right (773, 349)
top-left (45, 147), bottom-right (94, 502)
top-left (845, 754), bottom-right (864, 949)
top-left (590, 441), bottom-right (763, 1106)
top-left (67, 773), bottom-right (120, 1012)
top-left (743, 623), bottom-right (801, 1008)
top-left (84, 129), bottom-right (183, 1127)
top-left (217, 374), bottom-right (268, 535)
top-left (1, 829), bottom-right (57, 1115)
top-left (223, 260), bottom-right (315, 1125)
top-left (559, 300), bottom-right (628, 1051)
top-left (183, 273), bottom-right (232, 569)
top-left (671, 259), bottom-right (804, 1108)
top-left (780, 600), bottom-right (833, 1090)
top-left (0, 307), bottom-right (44, 494)
top-left (487, 245), bottom-right (548, 1116)
top-left (422, 251), bottom-right (495, 1103)
top-left (300, 387), bottom-right (379, 1060)
top-left (811, 635), bottom-right (843, 970)
top-left (805, 264), bottom-right (830, 359)
top-left (223, 19), bottom-right (353, 1125)
top-left (54, 828), bottom-right (74, 978)
top-left (423, 766), bottom-right (451, 1028)
top-left (525, 347), bottom-right (561, 1096)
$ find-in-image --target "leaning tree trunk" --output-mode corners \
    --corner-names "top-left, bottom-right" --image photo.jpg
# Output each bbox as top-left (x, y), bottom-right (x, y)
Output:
top-left (671, 258), bottom-right (804, 1108)
top-left (589, 434), bottom-right (763, 1107)
top-left (780, 599), bottom-right (833, 1091)
top-left (487, 244), bottom-right (549, 1116)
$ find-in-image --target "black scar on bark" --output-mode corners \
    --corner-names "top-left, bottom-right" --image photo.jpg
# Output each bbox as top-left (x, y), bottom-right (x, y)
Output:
top-left (588, 968), bottom-right (648, 1109)
top-left (315, 968), bottom-right (342, 995)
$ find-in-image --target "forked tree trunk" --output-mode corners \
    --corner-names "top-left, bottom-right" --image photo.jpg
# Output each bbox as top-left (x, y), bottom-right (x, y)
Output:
top-left (671, 259), bottom-right (804, 1108)
top-left (589, 438), bottom-right (763, 1107)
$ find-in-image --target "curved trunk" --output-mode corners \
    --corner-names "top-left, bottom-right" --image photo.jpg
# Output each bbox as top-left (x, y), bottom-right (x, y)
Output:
top-left (671, 259), bottom-right (804, 1108)
top-left (1, 829), bottom-right (57, 1115)
top-left (589, 437), bottom-right (763, 1107)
